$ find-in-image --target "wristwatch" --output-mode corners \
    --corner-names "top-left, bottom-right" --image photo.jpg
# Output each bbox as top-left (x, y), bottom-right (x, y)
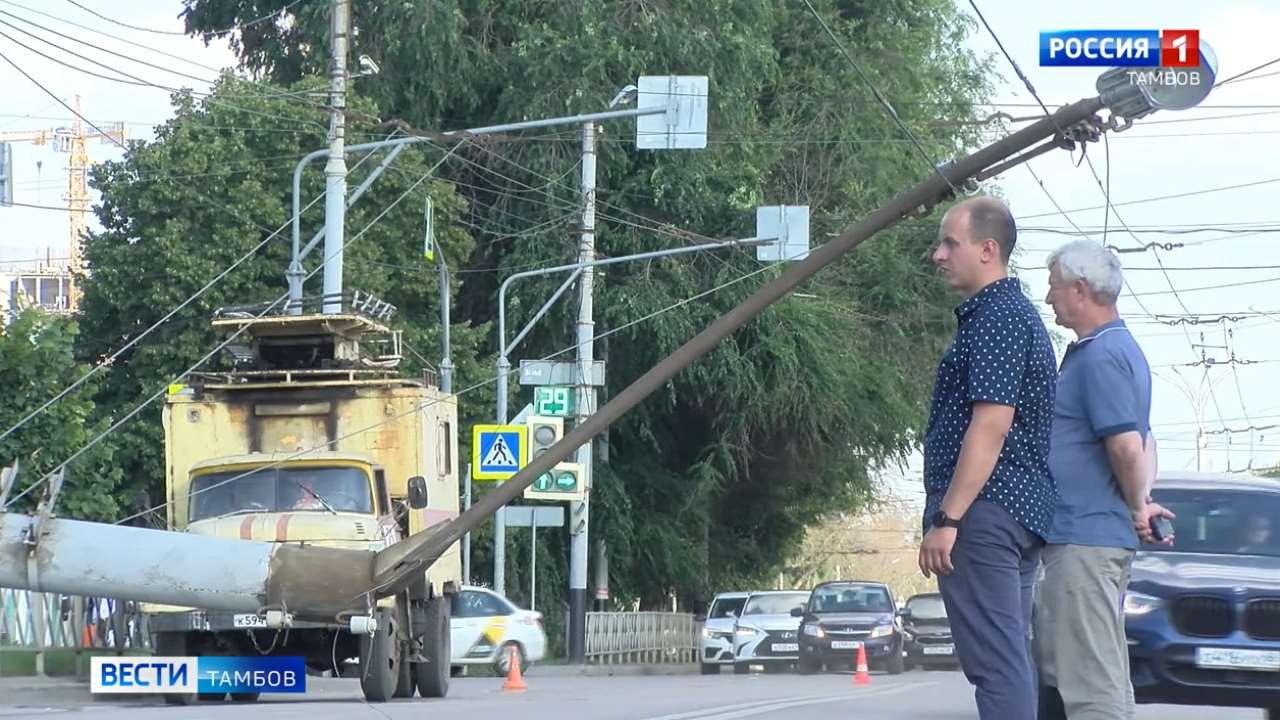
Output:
top-left (931, 511), bottom-right (962, 529)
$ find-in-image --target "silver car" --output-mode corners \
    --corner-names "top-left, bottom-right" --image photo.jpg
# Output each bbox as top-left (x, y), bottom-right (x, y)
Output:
top-left (732, 590), bottom-right (811, 674)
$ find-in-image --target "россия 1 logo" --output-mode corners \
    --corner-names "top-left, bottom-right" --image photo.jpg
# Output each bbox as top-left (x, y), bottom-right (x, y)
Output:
top-left (1040, 30), bottom-right (1200, 67)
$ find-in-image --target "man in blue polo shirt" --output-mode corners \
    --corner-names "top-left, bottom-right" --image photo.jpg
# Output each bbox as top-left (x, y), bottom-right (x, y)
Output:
top-left (1034, 240), bottom-right (1168, 720)
top-left (921, 196), bottom-right (1058, 720)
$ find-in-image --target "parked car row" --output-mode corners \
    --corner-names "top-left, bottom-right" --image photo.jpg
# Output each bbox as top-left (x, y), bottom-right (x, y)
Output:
top-left (698, 581), bottom-right (959, 676)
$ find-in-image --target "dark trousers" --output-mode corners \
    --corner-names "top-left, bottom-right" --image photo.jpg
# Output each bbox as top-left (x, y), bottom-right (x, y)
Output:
top-left (938, 499), bottom-right (1044, 720)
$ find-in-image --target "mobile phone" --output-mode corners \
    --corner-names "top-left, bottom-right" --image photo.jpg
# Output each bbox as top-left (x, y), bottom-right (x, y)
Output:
top-left (1150, 516), bottom-right (1174, 543)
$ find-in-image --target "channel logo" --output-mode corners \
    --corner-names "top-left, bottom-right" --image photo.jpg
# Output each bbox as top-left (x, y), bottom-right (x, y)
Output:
top-left (90, 656), bottom-right (306, 694)
top-left (1040, 30), bottom-right (1200, 67)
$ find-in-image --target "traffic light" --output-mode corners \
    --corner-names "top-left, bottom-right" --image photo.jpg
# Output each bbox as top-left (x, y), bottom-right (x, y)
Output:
top-left (525, 415), bottom-right (563, 463)
top-left (524, 462), bottom-right (585, 502)
top-left (525, 415), bottom-right (562, 492)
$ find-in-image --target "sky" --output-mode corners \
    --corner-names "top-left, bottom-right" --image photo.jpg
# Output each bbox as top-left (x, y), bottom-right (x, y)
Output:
top-left (1, 1), bottom-right (1277, 501)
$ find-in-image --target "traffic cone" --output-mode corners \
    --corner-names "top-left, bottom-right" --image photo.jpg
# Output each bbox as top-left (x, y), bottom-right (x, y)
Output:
top-left (502, 645), bottom-right (528, 692)
top-left (853, 643), bottom-right (870, 686)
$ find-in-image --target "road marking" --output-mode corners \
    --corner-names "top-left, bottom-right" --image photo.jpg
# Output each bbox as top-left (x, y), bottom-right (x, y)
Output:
top-left (639, 682), bottom-right (928, 720)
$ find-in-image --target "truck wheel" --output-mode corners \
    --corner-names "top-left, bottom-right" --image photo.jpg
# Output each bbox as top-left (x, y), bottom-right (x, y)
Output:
top-left (413, 595), bottom-right (450, 698)
top-left (359, 609), bottom-right (400, 703)
top-left (229, 692), bottom-right (260, 702)
top-left (393, 651), bottom-right (415, 699)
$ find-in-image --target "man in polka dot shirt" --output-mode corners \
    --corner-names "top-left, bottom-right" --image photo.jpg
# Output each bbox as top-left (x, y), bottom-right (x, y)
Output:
top-left (920, 196), bottom-right (1057, 720)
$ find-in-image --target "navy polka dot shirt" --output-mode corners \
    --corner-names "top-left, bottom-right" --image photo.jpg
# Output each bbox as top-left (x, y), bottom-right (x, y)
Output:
top-left (922, 277), bottom-right (1058, 539)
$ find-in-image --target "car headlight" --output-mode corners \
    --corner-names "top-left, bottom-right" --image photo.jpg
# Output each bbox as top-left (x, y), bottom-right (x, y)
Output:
top-left (735, 626), bottom-right (760, 637)
top-left (803, 624), bottom-right (824, 638)
top-left (869, 624), bottom-right (895, 639)
top-left (702, 628), bottom-right (729, 640)
top-left (1123, 591), bottom-right (1161, 616)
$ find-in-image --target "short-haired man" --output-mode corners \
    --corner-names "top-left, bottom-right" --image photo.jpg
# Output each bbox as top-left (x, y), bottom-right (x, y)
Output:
top-left (1034, 239), bottom-right (1172, 720)
top-left (920, 196), bottom-right (1058, 719)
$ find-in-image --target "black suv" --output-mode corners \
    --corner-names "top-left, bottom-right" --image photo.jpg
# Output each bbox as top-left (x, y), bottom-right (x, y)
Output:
top-left (793, 580), bottom-right (904, 675)
top-left (900, 592), bottom-right (958, 670)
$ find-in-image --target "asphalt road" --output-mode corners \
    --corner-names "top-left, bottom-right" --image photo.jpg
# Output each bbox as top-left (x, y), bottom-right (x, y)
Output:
top-left (0, 668), bottom-right (1270, 719)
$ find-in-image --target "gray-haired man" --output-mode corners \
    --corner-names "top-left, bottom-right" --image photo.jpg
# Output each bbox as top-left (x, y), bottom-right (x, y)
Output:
top-left (1034, 240), bottom-right (1173, 720)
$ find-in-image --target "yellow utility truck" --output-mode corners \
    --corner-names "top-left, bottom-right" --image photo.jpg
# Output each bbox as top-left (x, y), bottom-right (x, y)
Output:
top-left (140, 310), bottom-right (460, 704)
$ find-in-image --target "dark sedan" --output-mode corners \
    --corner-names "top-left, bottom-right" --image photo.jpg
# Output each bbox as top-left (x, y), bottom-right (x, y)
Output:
top-left (900, 592), bottom-right (959, 670)
top-left (794, 580), bottom-right (904, 675)
top-left (1125, 473), bottom-right (1280, 718)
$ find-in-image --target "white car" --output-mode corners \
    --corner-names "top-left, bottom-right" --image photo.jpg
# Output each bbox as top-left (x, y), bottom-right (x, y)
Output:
top-left (732, 590), bottom-right (811, 674)
top-left (699, 591), bottom-right (750, 674)
top-left (449, 586), bottom-right (546, 676)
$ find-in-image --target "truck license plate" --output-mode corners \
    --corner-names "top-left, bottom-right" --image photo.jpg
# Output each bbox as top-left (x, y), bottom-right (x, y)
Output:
top-left (1196, 647), bottom-right (1280, 671)
top-left (233, 614), bottom-right (268, 628)
top-left (830, 640), bottom-right (861, 650)
top-left (771, 643), bottom-right (799, 652)
top-left (923, 645), bottom-right (954, 655)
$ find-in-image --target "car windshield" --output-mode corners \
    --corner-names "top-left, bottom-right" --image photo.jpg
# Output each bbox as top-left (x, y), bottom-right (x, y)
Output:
top-left (189, 466), bottom-right (374, 522)
top-left (743, 593), bottom-right (809, 616)
top-left (1148, 488), bottom-right (1280, 558)
top-left (809, 584), bottom-right (893, 614)
top-left (907, 595), bottom-right (947, 619)
top-left (709, 596), bottom-right (747, 619)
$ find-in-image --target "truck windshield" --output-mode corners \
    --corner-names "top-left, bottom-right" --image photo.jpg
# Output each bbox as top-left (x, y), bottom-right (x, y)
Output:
top-left (189, 466), bottom-right (374, 522)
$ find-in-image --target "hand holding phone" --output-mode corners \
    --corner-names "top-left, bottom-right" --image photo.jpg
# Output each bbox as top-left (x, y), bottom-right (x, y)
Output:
top-left (1150, 516), bottom-right (1175, 544)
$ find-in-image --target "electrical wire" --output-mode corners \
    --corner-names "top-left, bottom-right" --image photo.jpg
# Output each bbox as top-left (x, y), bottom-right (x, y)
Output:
top-left (1215, 55), bottom-right (1280, 88)
top-left (799, 0), bottom-right (961, 197)
top-left (63, 0), bottom-right (309, 38)
top-left (0, 18), bottom-right (328, 131)
top-left (1017, 175), bottom-right (1280, 220)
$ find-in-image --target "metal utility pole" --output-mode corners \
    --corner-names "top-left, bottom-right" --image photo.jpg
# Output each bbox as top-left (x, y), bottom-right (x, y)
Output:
top-left (321, 0), bottom-right (349, 315)
top-left (493, 365), bottom-right (509, 594)
top-left (568, 122), bottom-right (597, 662)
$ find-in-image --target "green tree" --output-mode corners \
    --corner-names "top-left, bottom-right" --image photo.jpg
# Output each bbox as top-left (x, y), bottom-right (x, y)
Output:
top-left (0, 308), bottom-right (122, 519)
top-left (171, 0), bottom-right (993, 610)
top-left (77, 75), bottom-right (489, 522)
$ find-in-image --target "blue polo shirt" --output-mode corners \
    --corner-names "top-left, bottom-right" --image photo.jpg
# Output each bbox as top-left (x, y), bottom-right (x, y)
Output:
top-left (1046, 320), bottom-right (1151, 550)
top-left (922, 277), bottom-right (1058, 538)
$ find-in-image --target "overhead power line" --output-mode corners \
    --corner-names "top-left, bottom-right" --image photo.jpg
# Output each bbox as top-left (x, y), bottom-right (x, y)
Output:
top-left (63, 0), bottom-right (309, 38)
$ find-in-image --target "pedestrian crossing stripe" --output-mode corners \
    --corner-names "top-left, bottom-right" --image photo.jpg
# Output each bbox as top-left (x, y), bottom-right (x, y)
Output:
top-left (472, 424), bottom-right (528, 480)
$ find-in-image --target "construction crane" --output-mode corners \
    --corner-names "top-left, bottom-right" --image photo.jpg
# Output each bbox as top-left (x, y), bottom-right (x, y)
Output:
top-left (0, 96), bottom-right (126, 311)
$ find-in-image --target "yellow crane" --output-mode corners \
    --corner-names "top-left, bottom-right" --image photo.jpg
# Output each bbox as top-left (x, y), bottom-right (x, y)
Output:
top-left (0, 96), bottom-right (126, 311)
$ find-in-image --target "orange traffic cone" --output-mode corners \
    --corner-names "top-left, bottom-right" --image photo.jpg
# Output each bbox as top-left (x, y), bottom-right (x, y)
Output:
top-left (502, 646), bottom-right (528, 692)
top-left (853, 643), bottom-right (870, 686)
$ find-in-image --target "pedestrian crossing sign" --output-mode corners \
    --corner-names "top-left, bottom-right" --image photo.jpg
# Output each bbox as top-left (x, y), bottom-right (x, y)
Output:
top-left (472, 424), bottom-right (528, 480)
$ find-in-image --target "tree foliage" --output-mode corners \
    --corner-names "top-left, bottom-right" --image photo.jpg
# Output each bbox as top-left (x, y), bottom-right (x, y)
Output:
top-left (64, 0), bottom-right (1002, 611)
top-left (0, 309), bottom-right (122, 518)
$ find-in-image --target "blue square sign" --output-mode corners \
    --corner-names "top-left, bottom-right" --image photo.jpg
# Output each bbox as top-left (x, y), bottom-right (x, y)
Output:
top-left (472, 424), bottom-right (528, 480)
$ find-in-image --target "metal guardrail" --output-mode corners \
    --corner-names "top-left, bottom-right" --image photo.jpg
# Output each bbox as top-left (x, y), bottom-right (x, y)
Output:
top-left (583, 611), bottom-right (699, 665)
top-left (1, 590), bottom-right (151, 671)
